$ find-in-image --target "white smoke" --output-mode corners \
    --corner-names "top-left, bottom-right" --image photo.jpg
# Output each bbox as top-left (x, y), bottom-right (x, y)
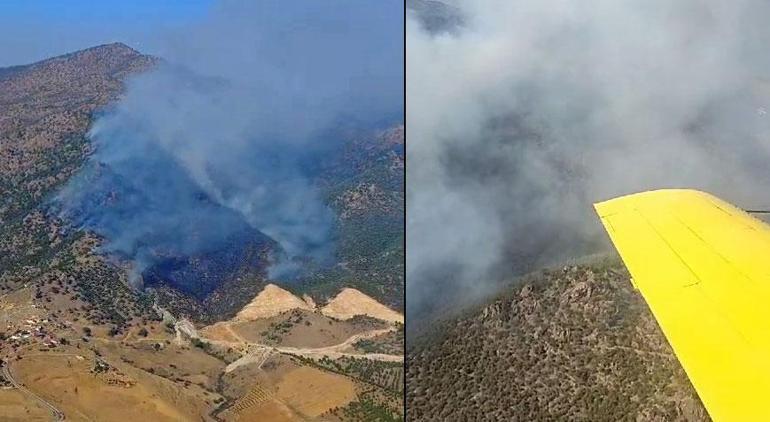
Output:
top-left (407, 0), bottom-right (770, 317)
top-left (58, 0), bottom-right (403, 282)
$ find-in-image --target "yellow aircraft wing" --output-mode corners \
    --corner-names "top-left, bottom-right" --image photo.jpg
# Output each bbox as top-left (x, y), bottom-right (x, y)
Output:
top-left (594, 189), bottom-right (770, 421)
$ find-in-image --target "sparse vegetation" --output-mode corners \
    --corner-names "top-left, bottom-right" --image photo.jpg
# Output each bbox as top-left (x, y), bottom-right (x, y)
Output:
top-left (354, 324), bottom-right (403, 355)
top-left (300, 355), bottom-right (404, 394)
top-left (0, 43), bottom-right (157, 329)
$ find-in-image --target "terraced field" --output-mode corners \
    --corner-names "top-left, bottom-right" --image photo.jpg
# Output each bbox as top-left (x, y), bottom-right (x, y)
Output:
top-left (230, 383), bottom-right (273, 414)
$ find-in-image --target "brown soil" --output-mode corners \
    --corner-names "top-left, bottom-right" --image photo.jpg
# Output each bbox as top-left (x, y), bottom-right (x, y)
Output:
top-left (97, 340), bottom-right (227, 391)
top-left (0, 388), bottom-right (51, 421)
top-left (219, 353), bottom-right (359, 420)
top-left (235, 284), bottom-right (312, 321)
top-left (272, 365), bottom-right (359, 418)
top-left (11, 354), bottom-right (215, 421)
top-left (224, 397), bottom-right (298, 422)
top-left (231, 308), bottom-right (387, 348)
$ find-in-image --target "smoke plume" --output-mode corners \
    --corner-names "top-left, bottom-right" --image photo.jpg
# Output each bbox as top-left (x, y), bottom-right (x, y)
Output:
top-left (57, 0), bottom-right (403, 284)
top-left (407, 0), bottom-right (770, 318)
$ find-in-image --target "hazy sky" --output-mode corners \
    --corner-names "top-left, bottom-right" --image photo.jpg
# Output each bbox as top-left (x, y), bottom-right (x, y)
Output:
top-left (0, 0), bottom-right (214, 66)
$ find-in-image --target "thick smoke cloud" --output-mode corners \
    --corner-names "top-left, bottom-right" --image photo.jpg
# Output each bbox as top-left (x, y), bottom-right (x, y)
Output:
top-left (57, 0), bottom-right (403, 283)
top-left (407, 0), bottom-right (770, 318)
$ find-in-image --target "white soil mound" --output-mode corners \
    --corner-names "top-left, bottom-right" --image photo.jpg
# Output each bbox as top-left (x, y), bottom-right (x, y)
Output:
top-left (235, 284), bottom-right (312, 321)
top-left (321, 288), bottom-right (403, 324)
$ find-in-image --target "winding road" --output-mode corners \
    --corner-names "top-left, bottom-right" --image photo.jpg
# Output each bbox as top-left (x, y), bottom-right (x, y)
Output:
top-left (2, 363), bottom-right (65, 421)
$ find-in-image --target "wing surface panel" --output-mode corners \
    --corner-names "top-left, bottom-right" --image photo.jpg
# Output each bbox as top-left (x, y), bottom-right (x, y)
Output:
top-left (595, 189), bottom-right (770, 421)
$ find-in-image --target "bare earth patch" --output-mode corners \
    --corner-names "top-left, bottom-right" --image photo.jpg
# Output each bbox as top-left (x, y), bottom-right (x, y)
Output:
top-left (273, 365), bottom-right (359, 418)
top-left (234, 284), bottom-right (311, 321)
top-left (11, 354), bottom-right (213, 421)
top-left (321, 288), bottom-right (404, 324)
top-left (0, 388), bottom-right (51, 421)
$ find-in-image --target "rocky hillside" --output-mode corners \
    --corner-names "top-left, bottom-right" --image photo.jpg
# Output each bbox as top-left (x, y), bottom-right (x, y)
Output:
top-left (0, 44), bottom-right (403, 330)
top-left (0, 42), bottom-right (155, 224)
top-left (0, 43), bottom-right (159, 327)
top-left (406, 260), bottom-right (709, 421)
top-left (0, 44), bottom-right (404, 422)
top-left (298, 125), bottom-right (405, 312)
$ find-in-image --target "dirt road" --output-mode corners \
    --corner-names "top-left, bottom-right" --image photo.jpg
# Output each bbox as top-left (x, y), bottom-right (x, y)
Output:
top-left (209, 323), bottom-right (403, 362)
top-left (271, 327), bottom-right (403, 361)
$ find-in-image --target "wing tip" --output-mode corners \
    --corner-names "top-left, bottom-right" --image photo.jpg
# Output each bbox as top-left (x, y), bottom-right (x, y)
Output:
top-left (593, 188), bottom-right (711, 217)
